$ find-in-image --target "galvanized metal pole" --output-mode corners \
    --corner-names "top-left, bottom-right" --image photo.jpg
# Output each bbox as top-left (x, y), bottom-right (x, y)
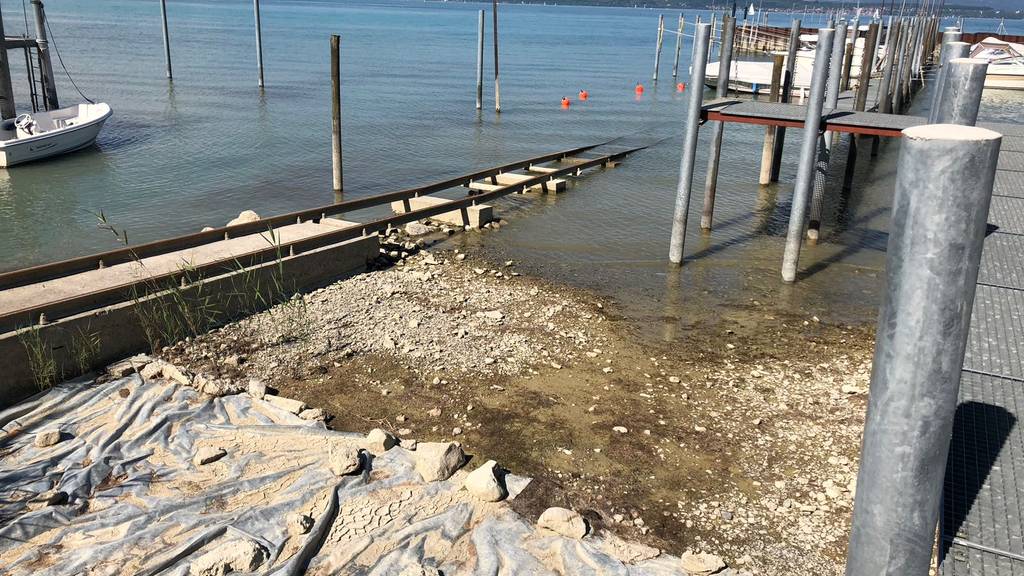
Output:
top-left (653, 14), bottom-right (665, 82)
top-left (331, 35), bottom-right (342, 193)
top-left (160, 0), bottom-right (172, 80)
top-left (668, 23), bottom-right (712, 265)
top-left (807, 22), bottom-right (846, 243)
top-left (30, 0), bottom-right (59, 110)
top-left (930, 58), bottom-right (988, 125)
top-left (476, 10), bottom-right (484, 110)
top-left (780, 28), bottom-right (834, 282)
top-left (770, 18), bottom-right (801, 182)
top-left (845, 123), bottom-right (1002, 576)
top-left (254, 0), bottom-right (265, 88)
top-left (928, 35), bottom-right (966, 116)
top-left (758, 54), bottom-right (785, 185)
top-left (699, 15), bottom-right (736, 231)
top-left (0, 2), bottom-right (17, 119)
top-left (672, 14), bottom-right (685, 79)
top-left (493, 0), bottom-right (500, 113)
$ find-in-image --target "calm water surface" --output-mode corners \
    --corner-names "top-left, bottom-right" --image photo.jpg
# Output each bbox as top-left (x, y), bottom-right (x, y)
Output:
top-left (0, 1), bottom-right (1020, 331)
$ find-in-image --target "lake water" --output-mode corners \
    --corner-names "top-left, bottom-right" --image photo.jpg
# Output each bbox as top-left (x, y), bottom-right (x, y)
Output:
top-left (0, 0), bottom-right (1020, 329)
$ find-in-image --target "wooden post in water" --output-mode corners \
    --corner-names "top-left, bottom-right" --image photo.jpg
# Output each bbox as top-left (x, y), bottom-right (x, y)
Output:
top-left (843, 22), bottom-right (880, 194)
top-left (699, 15), bottom-right (735, 231)
top-left (840, 44), bottom-right (855, 91)
top-left (758, 54), bottom-right (784, 185)
top-left (159, 0), bottom-right (172, 79)
top-left (653, 14), bottom-right (665, 82)
top-left (331, 35), bottom-right (342, 193)
top-left (769, 19), bottom-right (801, 183)
top-left (492, 0), bottom-right (500, 113)
top-left (254, 0), bottom-right (265, 88)
top-left (476, 10), bottom-right (484, 110)
top-left (0, 4), bottom-right (16, 119)
top-left (672, 14), bottom-right (685, 79)
top-left (31, 0), bottom-right (59, 110)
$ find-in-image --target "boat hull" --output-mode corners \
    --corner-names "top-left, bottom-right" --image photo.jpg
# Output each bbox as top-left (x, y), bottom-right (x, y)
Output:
top-left (983, 73), bottom-right (1024, 90)
top-left (0, 105), bottom-right (111, 167)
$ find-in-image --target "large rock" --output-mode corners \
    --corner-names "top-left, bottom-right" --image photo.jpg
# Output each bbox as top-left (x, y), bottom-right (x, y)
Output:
top-left (405, 222), bottom-right (431, 236)
top-left (398, 567), bottom-right (442, 576)
top-left (463, 460), bottom-right (507, 502)
top-left (139, 361), bottom-right (166, 380)
top-left (226, 210), bottom-right (261, 227)
top-left (34, 429), bottom-right (61, 448)
top-left (287, 513), bottom-right (314, 536)
top-left (189, 538), bottom-right (268, 576)
top-left (680, 551), bottom-right (727, 575)
top-left (247, 379), bottom-right (267, 400)
top-left (328, 445), bottom-right (362, 476)
top-left (264, 395), bottom-right (307, 415)
top-left (537, 507), bottom-right (588, 539)
top-left (413, 442), bottom-right (465, 482)
top-left (363, 428), bottom-right (398, 453)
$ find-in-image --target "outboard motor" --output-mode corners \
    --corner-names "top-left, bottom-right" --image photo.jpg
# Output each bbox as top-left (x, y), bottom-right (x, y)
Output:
top-left (14, 114), bottom-right (36, 137)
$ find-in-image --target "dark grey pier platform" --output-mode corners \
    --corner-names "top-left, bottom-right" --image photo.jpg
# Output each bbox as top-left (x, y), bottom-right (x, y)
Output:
top-left (940, 124), bottom-right (1024, 576)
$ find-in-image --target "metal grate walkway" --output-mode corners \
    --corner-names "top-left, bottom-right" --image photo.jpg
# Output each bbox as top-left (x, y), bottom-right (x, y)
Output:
top-left (941, 126), bottom-right (1024, 575)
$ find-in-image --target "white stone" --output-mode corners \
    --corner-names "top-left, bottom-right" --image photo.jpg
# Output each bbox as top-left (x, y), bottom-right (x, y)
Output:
top-left (226, 210), bottom-right (261, 227)
top-left (287, 513), bottom-right (314, 536)
top-left (364, 428), bottom-right (398, 453)
top-left (139, 361), bottom-right (166, 380)
top-left (405, 222), bottom-right (431, 236)
top-left (299, 408), bottom-right (327, 421)
top-left (414, 441), bottom-right (465, 482)
top-left (463, 460), bottom-right (507, 502)
top-left (537, 507), bottom-right (588, 539)
top-left (34, 429), bottom-right (61, 448)
top-left (680, 550), bottom-right (727, 575)
top-left (194, 446), bottom-right (227, 466)
top-left (264, 395), bottom-right (307, 415)
top-left (189, 538), bottom-right (267, 576)
top-left (613, 426), bottom-right (628, 434)
top-left (398, 567), bottom-right (442, 576)
top-left (247, 379), bottom-right (267, 400)
top-left (328, 445), bottom-right (362, 476)
top-left (161, 364), bottom-right (193, 386)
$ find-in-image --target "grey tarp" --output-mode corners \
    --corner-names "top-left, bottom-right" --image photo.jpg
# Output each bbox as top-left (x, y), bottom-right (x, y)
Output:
top-left (0, 374), bottom-right (691, 575)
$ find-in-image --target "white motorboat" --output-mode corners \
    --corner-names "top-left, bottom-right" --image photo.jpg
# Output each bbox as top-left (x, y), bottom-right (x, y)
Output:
top-left (969, 37), bottom-right (1024, 91)
top-left (0, 102), bottom-right (111, 167)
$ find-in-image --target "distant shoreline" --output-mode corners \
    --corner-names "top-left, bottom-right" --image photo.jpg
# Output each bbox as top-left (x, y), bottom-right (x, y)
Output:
top-left (427, 0), bottom-right (1024, 21)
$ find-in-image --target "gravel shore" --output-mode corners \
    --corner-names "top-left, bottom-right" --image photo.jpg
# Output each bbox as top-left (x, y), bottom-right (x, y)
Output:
top-left (163, 242), bottom-right (875, 575)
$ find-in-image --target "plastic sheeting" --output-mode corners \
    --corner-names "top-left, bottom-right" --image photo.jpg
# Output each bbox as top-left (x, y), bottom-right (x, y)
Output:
top-left (0, 374), bottom-right (693, 575)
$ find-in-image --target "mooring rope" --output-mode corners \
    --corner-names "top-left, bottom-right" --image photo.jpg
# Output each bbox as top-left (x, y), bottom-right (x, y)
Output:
top-left (43, 16), bottom-right (95, 104)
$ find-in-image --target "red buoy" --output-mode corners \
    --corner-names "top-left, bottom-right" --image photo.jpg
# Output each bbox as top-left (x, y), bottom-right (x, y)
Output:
top-left (677, 82), bottom-right (686, 92)
top-left (634, 83), bottom-right (645, 95)
top-left (578, 89), bottom-right (589, 101)
top-left (561, 97), bottom-right (571, 108)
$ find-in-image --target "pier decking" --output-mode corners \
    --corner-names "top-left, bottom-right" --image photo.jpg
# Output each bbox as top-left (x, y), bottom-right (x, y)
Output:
top-left (941, 128), bottom-right (1024, 576)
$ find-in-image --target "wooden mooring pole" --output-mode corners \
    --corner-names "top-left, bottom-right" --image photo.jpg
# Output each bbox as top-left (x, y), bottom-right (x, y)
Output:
top-left (254, 0), bottom-right (265, 88)
top-left (0, 3), bottom-right (16, 119)
top-left (699, 15), bottom-right (735, 231)
top-left (758, 54), bottom-right (784, 185)
top-left (653, 14), bottom-right (665, 82)
top-left (31, 0), bottom-right (59, 110)
top-left (769, 19), bottom-right (801, 183)
top-left (672, 14), bottom-right (684, 79)
top-left (476, 10), bottom-right (484, 110)
top-left (159, 0), bottom-right (172, 79)
top-left (493, 0), bottom-right (501, 113)
top-left (331, 35), bottom-right (343, 193)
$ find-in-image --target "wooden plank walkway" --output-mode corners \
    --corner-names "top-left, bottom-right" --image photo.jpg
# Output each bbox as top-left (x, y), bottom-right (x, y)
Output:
top-left (941, 130), bottom-right (1024, 576)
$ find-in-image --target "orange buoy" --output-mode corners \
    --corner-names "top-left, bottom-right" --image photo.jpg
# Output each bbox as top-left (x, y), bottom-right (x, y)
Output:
top-left (578, 89), bottom-right (589, 101)
top-left (634, 82), bottom-right (644, 95)
top-left (561, 97), bottom-right (571, 108)
top-left (676, 82), bottom-right (686, 92)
